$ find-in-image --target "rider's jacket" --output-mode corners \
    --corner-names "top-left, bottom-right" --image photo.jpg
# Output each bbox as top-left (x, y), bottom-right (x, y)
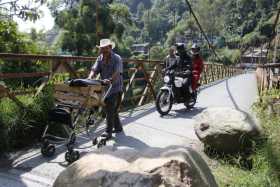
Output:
top-left (192, 55), bottom-right (204, 76)
top-left (166, 51), bottom-right (192, 72)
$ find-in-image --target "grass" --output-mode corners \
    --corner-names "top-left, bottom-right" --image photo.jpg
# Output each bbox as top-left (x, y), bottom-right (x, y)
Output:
top-left (0, 85), bottom-right (54, 155)
top-left (210, 90), bottom-right (280, 187)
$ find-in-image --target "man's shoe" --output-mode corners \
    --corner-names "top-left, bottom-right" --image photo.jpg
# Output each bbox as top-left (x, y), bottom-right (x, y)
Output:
top-left (101, 132), bottom-right (112, 139)
top-left (112, 128), bottom-right (123, 133)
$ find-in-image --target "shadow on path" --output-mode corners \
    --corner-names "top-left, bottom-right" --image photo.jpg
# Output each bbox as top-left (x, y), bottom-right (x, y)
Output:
top-left (0, 103), bottom-right (160, 182)
top-left (225, 79), bottom-right (261, 134)
top-left (163, 107), bottom-right (206, 119)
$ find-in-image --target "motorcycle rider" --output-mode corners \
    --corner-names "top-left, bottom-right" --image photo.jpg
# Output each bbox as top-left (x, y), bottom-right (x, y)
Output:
top-left (191, 43), bottom-right (204, 93)
top-left (165, 43), bottom-right (192, 92)
top-left (175, 43), bottom-right (192, 69)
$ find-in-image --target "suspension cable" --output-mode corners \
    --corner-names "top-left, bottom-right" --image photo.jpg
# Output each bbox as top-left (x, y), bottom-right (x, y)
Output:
top-left (184, 0), bottom-right (222, 63)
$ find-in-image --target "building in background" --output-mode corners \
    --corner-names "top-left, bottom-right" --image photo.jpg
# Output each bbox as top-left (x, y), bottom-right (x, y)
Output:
top-left (239, 48), bottom-right (268, 69)
top-left (131, 43), bottom-right (150, 56)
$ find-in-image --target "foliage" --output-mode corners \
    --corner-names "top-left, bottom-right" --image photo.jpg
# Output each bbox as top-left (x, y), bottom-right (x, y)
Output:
top-left (0, 85), bottom-right (54, 155)
top-left (140, 0), bottom-right (188, 45)
top-left (0, 21), bottom-right (39, 53)
top-left (50, 0), bottom-right (132, 56)
top-left (131, 53), bottom-right (146, 60)
top-left (0, 20), bottom-right (48, 88)
top-left (115, 0), bottom-right (152, 13)
top-left (0, 0), bottom-right (47, 21)
top-left (114, 40), bottom-right (132, 58)
top-left (218, 48), bottom-right (241, 64)
top-left (212, 90), bottom-right (280, 186)
top-left (44, 0), bottom-right (280, 63)
top-left (165, 18), bottom-right (199, 47)
top-left (150, 45), bottom-right (167, 60)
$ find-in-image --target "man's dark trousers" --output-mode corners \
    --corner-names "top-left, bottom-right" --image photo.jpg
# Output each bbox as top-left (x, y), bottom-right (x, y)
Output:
top-left (104, 92), bottom-right (122, 134)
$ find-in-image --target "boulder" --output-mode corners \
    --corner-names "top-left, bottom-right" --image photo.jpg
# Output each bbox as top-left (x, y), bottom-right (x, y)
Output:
top-left (53, 146), bottom-right (217, 187)
top-left (194, 107), bottom-right (261, 154)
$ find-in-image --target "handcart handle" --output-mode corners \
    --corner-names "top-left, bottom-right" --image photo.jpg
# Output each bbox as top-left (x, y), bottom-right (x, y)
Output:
top-left (101, 80), bottom-right (112, 101)
top-left (64, 78), bottom-right (112, 101)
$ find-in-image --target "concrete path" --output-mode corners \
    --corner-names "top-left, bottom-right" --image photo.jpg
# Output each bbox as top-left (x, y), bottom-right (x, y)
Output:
top-left (0, 73), bottom-right (258, 187)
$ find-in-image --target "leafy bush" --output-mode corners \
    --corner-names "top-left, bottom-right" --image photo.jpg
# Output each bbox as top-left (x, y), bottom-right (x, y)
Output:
top-left (258, 21), bottom-right (273, 38)
top-left (0, 85), bottom-right (54, 155)
top-left (150, 45), bottom-right (167, 60)
top-left (210, 47), bottom-right (241, 64)
top-left (241, 31), bottom-right (266, 47)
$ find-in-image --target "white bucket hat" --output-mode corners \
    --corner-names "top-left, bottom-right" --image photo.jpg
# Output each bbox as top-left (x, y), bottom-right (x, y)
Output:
top-left (97, 38), bottom-right (115, 49)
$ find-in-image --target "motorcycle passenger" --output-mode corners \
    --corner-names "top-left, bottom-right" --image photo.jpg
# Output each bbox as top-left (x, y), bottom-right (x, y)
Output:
top-left (164, 46), bottom-right (180, 71)
top-left (165, 43), bottom-right (192, 70)
top-left (191, 43), bottom-right (204, 93)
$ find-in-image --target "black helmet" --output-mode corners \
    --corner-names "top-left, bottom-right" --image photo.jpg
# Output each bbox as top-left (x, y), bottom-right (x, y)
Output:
top-left (175, 43), bottom-right (186, 51)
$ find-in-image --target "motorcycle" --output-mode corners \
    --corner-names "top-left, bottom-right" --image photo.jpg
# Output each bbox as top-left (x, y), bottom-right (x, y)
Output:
top-left (155, 68), bottom-right (198, 115)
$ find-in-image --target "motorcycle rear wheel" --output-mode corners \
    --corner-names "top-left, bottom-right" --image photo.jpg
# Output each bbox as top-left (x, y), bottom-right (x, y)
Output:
top-left (184, 91), bottom-right (197, 109)
top-left (156, 90), bottom-right (173, 115)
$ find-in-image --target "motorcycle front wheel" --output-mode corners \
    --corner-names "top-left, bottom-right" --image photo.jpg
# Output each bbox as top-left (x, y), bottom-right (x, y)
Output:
top-left (156, 90), bottom-right (173, 115)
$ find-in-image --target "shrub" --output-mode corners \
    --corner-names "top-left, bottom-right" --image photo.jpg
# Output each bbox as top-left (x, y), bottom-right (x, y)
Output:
top-left (212, 90), bottom-right (280, 186)
top-left (209, 47), bottom-right (241, 65)
top-left (0, 85), bottom-right (54, 155)
top-left (150, 45), bottom-right (167, 60)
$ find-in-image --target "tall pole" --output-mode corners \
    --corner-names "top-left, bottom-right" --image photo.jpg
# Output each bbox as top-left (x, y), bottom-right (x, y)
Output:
top-left (265, 8), bottom-right (280, 63)
top-left (173, 9), bottom-right (176, 30)
top-left (96, 0), bottom-right (100, 43)
top-left (148, 9), bottom-right (150, 61)
top-left (273, 28), bottom-right (279, 64)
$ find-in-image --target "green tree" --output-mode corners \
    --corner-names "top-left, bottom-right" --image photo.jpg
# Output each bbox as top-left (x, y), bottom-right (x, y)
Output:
top-left (52, 0), bottom-right (132, 56)
top-left (54, 0), bottom-right (112, 55)
top-left (109, 3), bottom-right (132, 39)
top-left (0, 20), bottom-right (47, 88)
top-left (136, 2), bottom-right (145, 18)
top-left (0, 0), bottom-right (46, 21)
top-left (150, 45), bottom-right (167, 60)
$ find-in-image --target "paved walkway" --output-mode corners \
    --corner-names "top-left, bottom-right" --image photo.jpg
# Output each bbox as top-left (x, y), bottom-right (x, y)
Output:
top-left (0, 73), bottom-right (259, 187)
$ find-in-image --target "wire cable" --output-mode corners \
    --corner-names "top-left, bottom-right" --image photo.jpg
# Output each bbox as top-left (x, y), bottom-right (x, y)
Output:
top-left (184, 0), bottom-right (222, 63)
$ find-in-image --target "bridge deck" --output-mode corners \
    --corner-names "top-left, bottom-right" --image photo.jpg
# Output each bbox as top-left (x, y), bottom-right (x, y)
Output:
top-left (0, 73), bottom-right (258, 187)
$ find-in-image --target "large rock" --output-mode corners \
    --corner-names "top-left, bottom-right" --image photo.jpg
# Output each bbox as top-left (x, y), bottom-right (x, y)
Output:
top-left (194, 107), bottom-right (261, 154)
top-left (53, 146), bottom-right (217, 187)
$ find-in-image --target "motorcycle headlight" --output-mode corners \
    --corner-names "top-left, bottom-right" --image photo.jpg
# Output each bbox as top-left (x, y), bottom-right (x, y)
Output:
top-left (164, 76), bottom-right (170, 83)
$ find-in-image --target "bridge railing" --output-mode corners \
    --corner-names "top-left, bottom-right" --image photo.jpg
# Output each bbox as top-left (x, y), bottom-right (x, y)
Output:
top-left (0, 53), bottom-right (161, 109)
top-left (0, 53), bottom-right (243, 108)
top-left (256, 63), bottom-right (280, 94)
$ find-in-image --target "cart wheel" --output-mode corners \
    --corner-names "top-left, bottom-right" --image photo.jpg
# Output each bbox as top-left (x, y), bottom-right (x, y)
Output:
top-left (97, 139), bottom-right (106, 148)
top-left (87, 117), bottom-right (95, 126)
top-left (41, 144), bottom-right (55, 157)
top-left (65, 151), bottom-right (71, 163)
top-left (65, 150), bottom-right (80, 163)
top-left (71, 151), bottom-right (80, 162)
top-left (92, 138), bottom-right (98, 146)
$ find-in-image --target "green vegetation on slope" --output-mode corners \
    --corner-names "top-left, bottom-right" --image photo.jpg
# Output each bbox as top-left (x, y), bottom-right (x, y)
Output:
top-left (211, 90), bottom-right (280, 186)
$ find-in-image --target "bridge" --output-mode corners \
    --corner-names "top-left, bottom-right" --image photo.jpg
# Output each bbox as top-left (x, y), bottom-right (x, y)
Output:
top-left (0, 53), bottom-right (262, 186)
